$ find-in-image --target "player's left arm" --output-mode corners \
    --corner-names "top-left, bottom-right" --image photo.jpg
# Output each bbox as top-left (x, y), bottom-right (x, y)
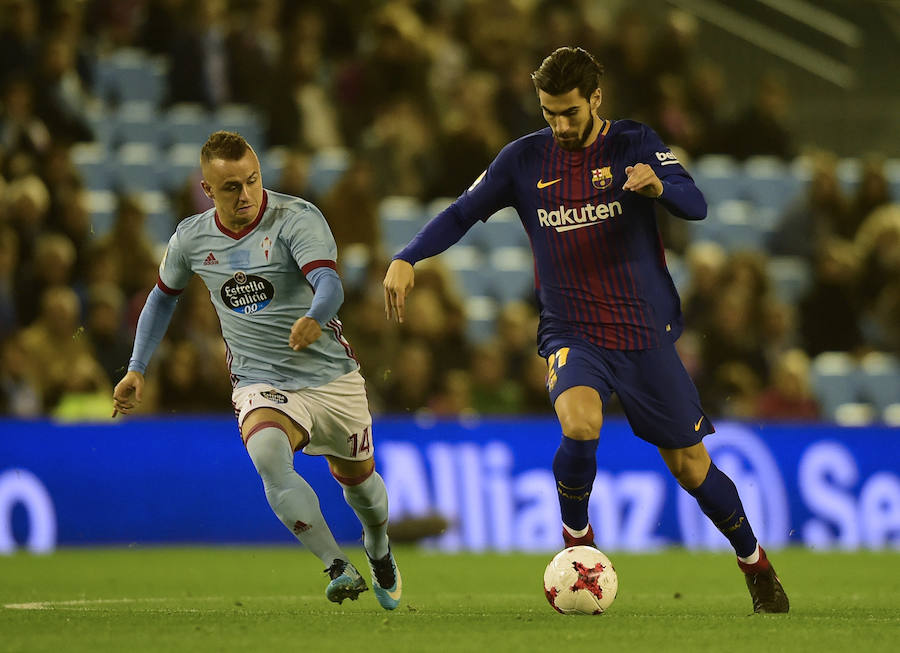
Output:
top-left (625, 127), bottom-right (707, 220)
top-left (290, 266), bottom-right (344, 351)
top-left (285, 203), bottom-right (345, 351)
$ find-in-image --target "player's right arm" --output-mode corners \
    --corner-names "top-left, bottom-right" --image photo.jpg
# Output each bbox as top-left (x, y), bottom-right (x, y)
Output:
top-left (113, 232), bottom-right (192, 415)
top-left (383, 142), bottom-right (518, 322)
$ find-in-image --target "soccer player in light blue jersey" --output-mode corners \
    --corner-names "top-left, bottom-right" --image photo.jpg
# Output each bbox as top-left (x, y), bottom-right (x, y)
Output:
top-left (384, 47), bottom-right (788, 614)
top-left (113, 131), bottom-right (401, 610)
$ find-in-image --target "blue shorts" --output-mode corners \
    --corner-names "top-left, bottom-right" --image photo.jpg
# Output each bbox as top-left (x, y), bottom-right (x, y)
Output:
top-left (545, 339), bottom-right (714, 449)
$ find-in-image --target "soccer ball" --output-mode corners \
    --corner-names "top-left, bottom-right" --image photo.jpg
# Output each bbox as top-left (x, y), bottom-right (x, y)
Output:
top-left (543, 546), bottom-right (618, 615)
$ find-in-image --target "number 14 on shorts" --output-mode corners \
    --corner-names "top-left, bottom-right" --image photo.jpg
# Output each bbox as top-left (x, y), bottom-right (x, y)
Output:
top-left (347, 427), bottom-right (371, 457)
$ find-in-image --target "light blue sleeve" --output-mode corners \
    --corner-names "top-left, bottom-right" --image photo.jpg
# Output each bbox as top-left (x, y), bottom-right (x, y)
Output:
top-left (283, 202), bottom-right (338, 274)
top-left (127, 286), bottom-right (179, 374)
top-left (304, 267), bottom-right (344, 325)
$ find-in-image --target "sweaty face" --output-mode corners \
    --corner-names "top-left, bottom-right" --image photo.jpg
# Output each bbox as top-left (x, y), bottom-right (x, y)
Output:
top-left (538, 87), bottom-right (601, 151)
top-left (201, 149), bottom-right (264, 231)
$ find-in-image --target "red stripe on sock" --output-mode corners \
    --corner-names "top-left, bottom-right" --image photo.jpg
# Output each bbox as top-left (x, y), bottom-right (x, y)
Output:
top-left (243, 421), bottom-right (287, 445)
top-left (332, 466), bottom-right (374, 486)
top-left (737, 545), bottom-right (771, 574)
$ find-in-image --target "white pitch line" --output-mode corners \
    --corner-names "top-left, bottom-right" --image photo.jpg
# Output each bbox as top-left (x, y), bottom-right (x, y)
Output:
top-left (3, 595), bottom-right (301, 610)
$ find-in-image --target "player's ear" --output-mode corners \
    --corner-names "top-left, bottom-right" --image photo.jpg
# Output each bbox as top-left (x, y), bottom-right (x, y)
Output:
top-left (200, 180), bottom-right (213, 199)
top-left (590, 87), bottom-right (602, 114)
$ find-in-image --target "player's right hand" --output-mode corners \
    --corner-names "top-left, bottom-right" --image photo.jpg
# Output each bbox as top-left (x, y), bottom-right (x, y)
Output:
top-left (383, 259), bottom-right (415, 323)
top-left (112, 370), bottom-right (145, 417)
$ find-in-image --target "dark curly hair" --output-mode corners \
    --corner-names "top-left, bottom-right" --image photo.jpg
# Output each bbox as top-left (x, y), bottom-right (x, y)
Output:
top-left (531, 46), bottom-right (604, 100)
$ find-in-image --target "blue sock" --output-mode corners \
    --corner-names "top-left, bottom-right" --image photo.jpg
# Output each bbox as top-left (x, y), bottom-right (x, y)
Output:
top-left (552, 436), bottom-right (599, 531)
top-left (686, 463), bottom-right (758, 558)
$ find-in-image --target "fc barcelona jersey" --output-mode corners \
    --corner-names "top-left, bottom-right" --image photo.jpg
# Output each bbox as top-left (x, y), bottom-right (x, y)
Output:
top-left (435, 120), bottom-right (707, 354)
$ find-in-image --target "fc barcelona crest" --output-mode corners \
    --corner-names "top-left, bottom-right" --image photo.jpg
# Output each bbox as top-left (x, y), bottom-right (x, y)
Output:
top-left (591, 166), bottom-right (612, 190)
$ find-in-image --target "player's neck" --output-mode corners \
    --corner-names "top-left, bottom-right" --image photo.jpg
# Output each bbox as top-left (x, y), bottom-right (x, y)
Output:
top-left (580, 118), bottom-right (603, 149)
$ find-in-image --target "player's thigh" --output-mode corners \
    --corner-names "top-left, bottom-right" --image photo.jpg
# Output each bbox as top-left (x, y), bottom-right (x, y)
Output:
top-left (658, 441), bottom-right (711, 489)
top-left (614, 344), bottom-right (713, 449)
top-left (546, 343), bottom-right (611, 440)
top-left (241, 407), bottom-right (309, 451)
top-left (326, 454), bottom-right (375, 483)
top-left (554, 386), bottom-right (604, 440)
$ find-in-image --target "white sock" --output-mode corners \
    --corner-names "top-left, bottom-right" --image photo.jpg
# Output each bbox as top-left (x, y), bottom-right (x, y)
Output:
top-left (738, 544), bottom-right (761, 565)
top-left (246, 427), bottom-right (345, 566)
top-left (339, 471), bottom-right (390, 560)
top-left (563, 523), bottom-right (590, 538)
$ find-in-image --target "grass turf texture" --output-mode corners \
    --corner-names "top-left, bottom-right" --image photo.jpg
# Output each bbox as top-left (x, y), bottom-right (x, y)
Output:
top-left (1, 547), bottom-right (897, 652)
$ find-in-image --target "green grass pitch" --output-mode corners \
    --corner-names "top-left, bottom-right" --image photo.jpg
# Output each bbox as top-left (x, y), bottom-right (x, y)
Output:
top-left (1, 547), bottom-right (898, 652)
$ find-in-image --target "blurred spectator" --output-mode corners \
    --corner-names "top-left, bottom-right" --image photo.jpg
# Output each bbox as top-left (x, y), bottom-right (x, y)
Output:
top-left (266, 38), bottom-right (342, 150)
top-left (725, 73), bottom-right (794, 160)
top-left (15, 230), bottom-right (77, 326)
top-left (155, 338), bottom-right (226, 413)
top-left (84, 282), bottom-right (132, 385)
top-left (381, 339), bottom-right (436, 414)
top-left (429, 368), bottom-right (475, 418)
top-left (0, 334), bottom-right (42, 416)
top-left (688, 61), bottom-right (731, 156)
top-left (702, 287), bottom-right (768, 398)
top-left (600, 8), bottom-right (656, 118)
top-left (495, 300), bottom-right (540, 379)
top-left (519, 353), bottom-right (553, 414)
top-left (681, 241), bottom-right (727, 335)
top-left (468, 340), bottom-right (523, 414)
top-left (51, 352), bottom-right (115, 422)
top-left (166, 0), bottom-right (231, 108)
top-left (768, 153), bottom-right (849, 261)
top-left (0, 0), bottom-right (41, 88)
top-left (226, 0), bottom-right (280, 108)
top-left (0, 77), bottom-right (52, 157)
top-left (756, 348), bottom-right (820, 421)
top-left (91, 194), bottom-right (159, 297)
top-left (850, 157), bottom-right (893, 234)
top-left (0, 225), bottom-right (18, 338)
top-left (318, 157), bottom-right (381, 253)
top-left (798, 238), bottom-right (863, 356)
top-left (32, 33), bottom-right (95, 144)
top-left (18, 285), bottom-right (93, 410)
top-left (141, 0), bottom-right (186, 55)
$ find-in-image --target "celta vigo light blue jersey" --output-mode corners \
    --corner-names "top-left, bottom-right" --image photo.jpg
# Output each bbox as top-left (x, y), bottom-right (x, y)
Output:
top-left (157, 190), bottom-right (358, 390)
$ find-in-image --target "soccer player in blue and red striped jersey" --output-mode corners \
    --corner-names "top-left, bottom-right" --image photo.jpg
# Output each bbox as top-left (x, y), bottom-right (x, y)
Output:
top-left (383, 47), bottom-right (788, 614)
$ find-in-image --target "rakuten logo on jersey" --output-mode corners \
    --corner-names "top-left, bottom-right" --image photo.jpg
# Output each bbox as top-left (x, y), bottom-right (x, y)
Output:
top-left (537, 201), bottom-right (623, 232)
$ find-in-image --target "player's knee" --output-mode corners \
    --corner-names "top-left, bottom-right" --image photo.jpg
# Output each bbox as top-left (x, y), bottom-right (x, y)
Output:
top-left (559, 414), bottom-right (603, 441)
top-left (246, 428), bottom-right (292, 478)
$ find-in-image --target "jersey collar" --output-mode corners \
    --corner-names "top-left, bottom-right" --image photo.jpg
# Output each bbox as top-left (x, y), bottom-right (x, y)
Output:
top-left (214, 190), bottom-right (269, 240)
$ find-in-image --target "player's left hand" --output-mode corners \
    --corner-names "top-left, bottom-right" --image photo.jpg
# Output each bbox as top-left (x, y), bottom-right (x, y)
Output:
top-left (289, 316), bottom-right (322, 351)
top-left (623, 163), bottom-right (663, 198)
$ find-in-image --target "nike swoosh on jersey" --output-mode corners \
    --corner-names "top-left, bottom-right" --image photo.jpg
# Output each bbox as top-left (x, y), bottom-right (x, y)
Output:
top-left (694, 417), bottom-right (704, 431)
top-left (537, 178), bottom-right (562, 189)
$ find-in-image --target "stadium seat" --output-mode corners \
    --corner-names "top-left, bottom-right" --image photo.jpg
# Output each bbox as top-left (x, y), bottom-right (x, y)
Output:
top-left (114, 101), bottom-right (164, 147)
top-left (708, 200), bottom-right (767, 251)
top-left (307, 147), bottom-right (351, 197)
top-left (835, 157), bottom-right (861, 193)
top-left (139, 191), bottom-right (175, 244)
top-left (885, 158), bottom-right (900, 200)
top-left (883, 403), bottom-right (900, 427)
top-left (261, 147), bottom-right (288, 186)
top-left (857, 352), bottom-right (900, 413)
top-left (84, 190), bottom-right (118, 237)
top-left (768, 256), bottom-right (812, 304)
top-left (338, 243), bottom-right (371, 293)
top-left (692, 155), bottom-right (743, 205)
top-left (464, 295), bottom-right (499, 343)
top-left (742, 156), bottom-right (803, 213)
top-left (834, 402), bottom-right (876, 426)
top-left (114, 143), bottom-right (162, 192)
top-left (214, 104), bottom-right (265, 150)
top-left (442, 245), bottom-right (490, 298)
top-left (488, 247), bottom-right (534, 305)
top-left (165, 103), bottom-right (213, 147)
top-left (810, 351), bottom-right (860, 421)
top-left (71, 143), bottom-right (113, 190)
top-left (94, 48), bottom-right (168, 106)
top-left (164, 143), bottom-right (201, 191)
top-left (379, 196), bottom-right (426, 253)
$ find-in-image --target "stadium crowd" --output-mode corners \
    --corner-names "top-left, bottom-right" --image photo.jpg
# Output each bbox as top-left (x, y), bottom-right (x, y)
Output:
top-left (0, 0), bottom-right (898, 422)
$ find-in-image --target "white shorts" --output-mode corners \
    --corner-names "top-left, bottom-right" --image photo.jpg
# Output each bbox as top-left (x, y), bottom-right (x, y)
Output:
top-left (232, 369), bottom-right (374, 461)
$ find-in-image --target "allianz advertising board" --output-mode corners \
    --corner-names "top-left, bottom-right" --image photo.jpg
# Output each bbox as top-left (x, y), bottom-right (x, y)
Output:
top-left (1, 417), bottom-right (898, 553)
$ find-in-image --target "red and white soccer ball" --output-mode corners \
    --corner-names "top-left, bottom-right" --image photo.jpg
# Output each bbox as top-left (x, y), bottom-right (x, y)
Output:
top-left (543, 546), bottom-right (618, 615)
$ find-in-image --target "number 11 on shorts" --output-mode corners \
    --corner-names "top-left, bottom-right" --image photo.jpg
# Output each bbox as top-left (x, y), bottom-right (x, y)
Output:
top-left (347, 426), bottom-right (371, 457)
